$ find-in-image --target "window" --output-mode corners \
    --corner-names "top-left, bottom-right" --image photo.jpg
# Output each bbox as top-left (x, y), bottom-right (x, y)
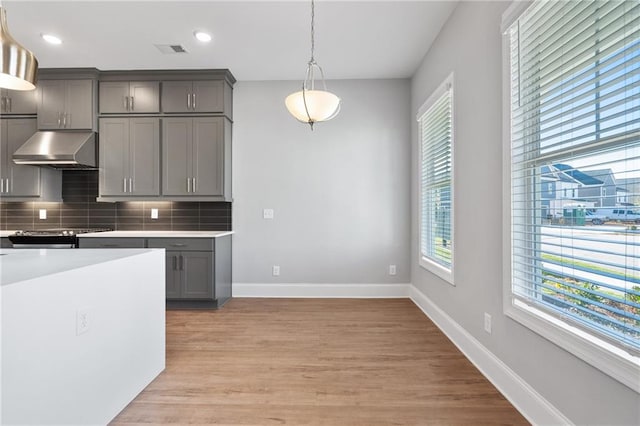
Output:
top-left (504, 0), bottom-right (640, 391)
top-left (417, 74), bottom-right (454, 283)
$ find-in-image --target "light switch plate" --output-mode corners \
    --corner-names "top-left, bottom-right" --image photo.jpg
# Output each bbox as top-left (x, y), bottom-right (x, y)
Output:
top-left (151, 208), bottom-right (159, 219)
top-left (39, 209), bottom-right (47, 220)
top-left (263, 209), bottom-right (274, 219)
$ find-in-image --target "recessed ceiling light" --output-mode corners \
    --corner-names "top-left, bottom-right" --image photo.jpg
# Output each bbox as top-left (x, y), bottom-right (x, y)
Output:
top-left (41, 34), bottom-right (62, 45)
top-left (193, 31), bottom-right (212, 43)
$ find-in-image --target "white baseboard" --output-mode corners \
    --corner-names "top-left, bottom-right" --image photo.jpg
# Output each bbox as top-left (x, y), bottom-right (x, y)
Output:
top-left (233, 282), bottom-right (410, 298)
top-left (409, 285), bottom-right (572, 426)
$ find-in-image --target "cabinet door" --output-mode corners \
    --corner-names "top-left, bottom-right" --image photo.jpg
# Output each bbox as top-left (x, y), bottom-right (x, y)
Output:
top-left (162, 118), bottom-right (192, 195)
top-left (181, 251), bottom-right (214, 299)
top-left (6, 119), bottom-right (39, 196)
top-left (192, 117), bottom-right (224, 196)
top-left (65, 80), bottom-right (94, 129)
top-left (99, 118), bottom-right (129, 196)
top-left (161, 81), bottom-right (192, 113)
top-left (130, 81), bottom-right (160, 113)
top-left (1, 89), bottom-right (37, 115)
top-left (99, 82), bottom-right (129, 113)
top-left (37, 80), bottom-right (66, 129)
top-left (192, 80), bottom-right (224, 113)
top-left (129, 118), bottom-right (160, 196)
top-left (166, 252), bottom-right (182, 299)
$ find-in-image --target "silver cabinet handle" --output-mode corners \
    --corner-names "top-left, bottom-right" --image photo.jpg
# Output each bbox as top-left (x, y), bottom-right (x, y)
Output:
top-left (100, 244), bottom-right (119, 248)
top-left (129, 178), bottom-right (132, 192)
top-left (63, 113), bottom-right (67, 128)
top-left (192, 93), bottom-right (196, 110)
top-left (192, 177), bottom-right (196, 192)
top-left (7, 97), bottom-right (11, 112)
top-left (172, 255), bottom-right (177, 270)
top-left (1, 177), bottom-right (4, 193)
top-left (170, 243), bottom-right (187, 247)
top-left (179, 255), bottom-right (184, 270)
top-left (124, 96), bottom-right (129, 111)
top-left (4, 178), bottom-right (8, 193)
top-left (187, 93), bottom-right (191, 109)
top-left (187, 178), bottom-right (191, 193)
top-left (1, 96), bottom-right (5, 112)
top-left (130, 96), bottom-right (134, 111)
top-left (57, 112), bottom-right (61, 127)
top-left (123, 178), bottom-right (127, 193)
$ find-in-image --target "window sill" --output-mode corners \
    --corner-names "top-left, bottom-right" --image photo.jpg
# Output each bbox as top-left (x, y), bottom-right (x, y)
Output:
top-left (505, 298), bottom-right (640, 394)
top-left (419, 256), bottom-right (454, 286)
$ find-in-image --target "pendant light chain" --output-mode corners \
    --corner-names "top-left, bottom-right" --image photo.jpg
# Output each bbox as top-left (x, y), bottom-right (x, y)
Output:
top-left (310, 0), bottom-right (315, 64)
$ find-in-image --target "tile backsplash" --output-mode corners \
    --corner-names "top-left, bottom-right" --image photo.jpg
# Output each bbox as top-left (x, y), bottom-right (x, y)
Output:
top-left (0, 170), bottom-right (231, 231)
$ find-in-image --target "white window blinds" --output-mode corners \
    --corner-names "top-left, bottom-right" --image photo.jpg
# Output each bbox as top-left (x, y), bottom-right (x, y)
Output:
top-left (419, 79), bottom-right (453, 277)
top-left (509, 0), bottom-right (640, 353)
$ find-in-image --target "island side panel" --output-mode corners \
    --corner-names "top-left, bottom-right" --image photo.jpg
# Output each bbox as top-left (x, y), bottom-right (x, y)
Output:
top-left (1, 249), bottom-right (165, 425)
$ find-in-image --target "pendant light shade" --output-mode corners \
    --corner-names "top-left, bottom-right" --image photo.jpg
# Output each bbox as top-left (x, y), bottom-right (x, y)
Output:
top-left (285, 89), bottom-right (341, 124)
top-left (0, 7), bottom-right (38, 91)
top-left (285, 0), bottom-right (340, 130)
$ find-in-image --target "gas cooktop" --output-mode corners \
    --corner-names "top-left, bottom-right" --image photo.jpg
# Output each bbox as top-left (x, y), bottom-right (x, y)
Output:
top-left (11, 228), bottom-right (112, 236)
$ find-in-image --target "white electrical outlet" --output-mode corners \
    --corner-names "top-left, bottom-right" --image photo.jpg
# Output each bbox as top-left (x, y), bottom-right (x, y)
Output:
top-left (389, 264), bottom-right (397, 276)
top-left (151, 208), bottom-right (159, 219)
top-left (263, 209), bottom-right (274, 219)
top-left (76, 307), bottom-right (91, 335)
top-left (272, 265), bottom-right (280, 276)
top-left (39, 209), bottom-right (47, 220)
top-left (484, 312), bottom-right (492, 334)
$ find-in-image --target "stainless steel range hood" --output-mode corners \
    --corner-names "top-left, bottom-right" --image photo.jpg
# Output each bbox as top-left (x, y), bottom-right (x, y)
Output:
top-left (12, 131), bottom-right (97, 169)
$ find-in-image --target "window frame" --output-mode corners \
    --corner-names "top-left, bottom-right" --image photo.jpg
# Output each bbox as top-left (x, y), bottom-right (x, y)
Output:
top-left (417, 73), bottom-right (455, 285)
top-left (501, 1), bottom-right (640, 393)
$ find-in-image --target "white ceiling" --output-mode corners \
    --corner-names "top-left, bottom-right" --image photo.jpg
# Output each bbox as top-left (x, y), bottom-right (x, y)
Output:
top-left (3, 1), bottom-right (457, 81)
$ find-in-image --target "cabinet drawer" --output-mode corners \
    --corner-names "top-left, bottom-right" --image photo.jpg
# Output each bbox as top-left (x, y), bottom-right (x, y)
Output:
top-left (78, 238), bottom-right (146, 248)
top-left (147, 238), bottom-right (214, 251)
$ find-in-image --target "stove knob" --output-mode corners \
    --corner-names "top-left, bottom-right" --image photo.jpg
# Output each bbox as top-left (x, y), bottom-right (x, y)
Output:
top-left (15, 230), bottom-right (24, 236)
top-left (68, 230), bottom-right (75, 236)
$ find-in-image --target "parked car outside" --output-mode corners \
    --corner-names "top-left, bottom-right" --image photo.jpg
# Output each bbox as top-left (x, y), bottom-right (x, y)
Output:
top-left (593, 208), bottom-right (640, 223)
top-left (585, 210), bottom-right (609, 225)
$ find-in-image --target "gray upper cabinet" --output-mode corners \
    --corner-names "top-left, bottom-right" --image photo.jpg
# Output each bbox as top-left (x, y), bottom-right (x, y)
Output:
top-left (162, 117), bottom-right (224, 197)
top-left (100, 81), bottom-right (160, 113)
top-left (161, 80), bottom-right (224, 113)
top-left (37, 79), bottom-right (95, 130)
top-left (0, 89), bottom-right (37, 115)
top-left (99, 117), bottom-right (160, 197)
top-left (0, 118), bottom-right (61, 200)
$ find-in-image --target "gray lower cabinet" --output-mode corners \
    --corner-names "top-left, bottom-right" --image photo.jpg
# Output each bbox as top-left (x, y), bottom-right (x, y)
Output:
top-left (165, 250), bottom-right (213, 299)
top-left (99, 117), bottom-right (160, 197)
top-left (100, 81), bottom-right (160, 113)
top-left (162, 117), bottom-right (225, 197)
top-left (79, 235), bottom-right (232, 309)
top-left (37, 79), bottom-right (95, 130)
top-left (77, 238), bottom-right (146, 248)
top-left (0, 118), bottom-right (61, 200)
top-left (1, 237), bottom-right (11, 248)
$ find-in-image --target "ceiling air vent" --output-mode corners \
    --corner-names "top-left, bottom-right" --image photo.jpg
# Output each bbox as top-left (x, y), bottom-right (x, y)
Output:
top-left (155, 44), bottom-right (189, 54)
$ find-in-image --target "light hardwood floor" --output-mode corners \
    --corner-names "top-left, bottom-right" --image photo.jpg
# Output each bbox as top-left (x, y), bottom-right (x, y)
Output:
top-left (112, 298), bottom-right (529, 425)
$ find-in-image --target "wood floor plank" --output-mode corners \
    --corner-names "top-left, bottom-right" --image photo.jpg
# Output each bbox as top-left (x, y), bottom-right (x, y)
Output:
top-left (111, 298), bottom-right (529, 425)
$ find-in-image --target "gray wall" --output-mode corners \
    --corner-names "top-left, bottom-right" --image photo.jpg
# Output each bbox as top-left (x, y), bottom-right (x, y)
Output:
top-left (411, 2), bottom-right (639, 424)
top-left (233, 79), bottom-right (411, 284)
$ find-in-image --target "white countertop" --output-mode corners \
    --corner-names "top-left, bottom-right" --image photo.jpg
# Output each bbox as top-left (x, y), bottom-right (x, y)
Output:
top-left (0, 231), bottom-right (16, 238)
top-left (0, 248), bottom-right (156, 285)
top-left (78, 231), bottom-right (234, 238)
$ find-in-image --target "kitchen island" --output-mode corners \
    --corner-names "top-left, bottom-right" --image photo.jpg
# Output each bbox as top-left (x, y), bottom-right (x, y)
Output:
top-left (0, 248), bottom-right (165, 425)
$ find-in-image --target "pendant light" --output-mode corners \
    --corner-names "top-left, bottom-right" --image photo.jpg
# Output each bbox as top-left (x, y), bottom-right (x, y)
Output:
top-left (285, 0), bottom-right (340, 130)
top-left (0, 6), bottom-right (38, 91)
